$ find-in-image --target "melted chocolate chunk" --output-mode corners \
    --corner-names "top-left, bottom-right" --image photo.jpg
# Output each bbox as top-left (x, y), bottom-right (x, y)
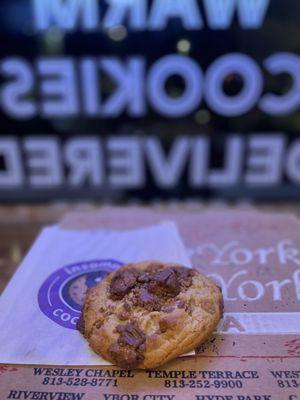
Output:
top-left (109, 343), bottom-right (143, 369)
top-left (149, 268), bottom-right (180, 297)
top-left (117, 323), bottom-right (145, 347)
top-left (174, 266), bottom-right (195, 288)
top-left (109, 323), bottom-right (146, 369)
top-left (109, 265), bottom-right (194, 312)
top-left (137, 272), bottom-right (150, 283)
top-left (110, 269), bottom-right (138, 300)
top-left (133, 288), bottom-right (162, 311)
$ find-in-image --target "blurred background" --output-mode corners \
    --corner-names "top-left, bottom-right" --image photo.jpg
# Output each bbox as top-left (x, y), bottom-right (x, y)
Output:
top-left (1, 0), bottom-right (300, 290)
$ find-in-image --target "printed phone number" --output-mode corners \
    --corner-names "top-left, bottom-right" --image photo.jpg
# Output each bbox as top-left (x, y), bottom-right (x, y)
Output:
top-left (42, 377), bottom-right (118, 387)
top-left (277, 380), bottom-right (300, 388)
top-left (164, 379), bottom-right (243, 389)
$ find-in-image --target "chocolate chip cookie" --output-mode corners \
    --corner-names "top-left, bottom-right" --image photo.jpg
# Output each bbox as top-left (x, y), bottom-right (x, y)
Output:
top-left (78, 261), bottom-right (223, 369)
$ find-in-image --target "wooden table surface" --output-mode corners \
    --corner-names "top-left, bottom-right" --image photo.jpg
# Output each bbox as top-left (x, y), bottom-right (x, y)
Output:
top-left (0, 204), bottom-right (93, 293)
top-left (1, 203), bottom-right (300, 294)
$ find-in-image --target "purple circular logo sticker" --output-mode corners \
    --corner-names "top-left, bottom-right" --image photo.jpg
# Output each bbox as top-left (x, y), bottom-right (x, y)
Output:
top-left (38, 259), bottom-right (123, 330)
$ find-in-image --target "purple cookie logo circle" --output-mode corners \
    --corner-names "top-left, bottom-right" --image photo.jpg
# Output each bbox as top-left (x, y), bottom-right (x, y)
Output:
top-left (38, 259), bottom-right (123, 330)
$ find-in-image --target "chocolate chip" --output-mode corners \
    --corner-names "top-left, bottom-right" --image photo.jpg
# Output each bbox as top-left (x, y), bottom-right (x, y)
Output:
top-left (109, 265), bottom-right (194, 311)
top-left (139, 288), bottom-right (154, 303)
top-left (109, 323), bottom-right (146, 369)
top-left (109, 343), bottom-right (143, 369)
top-left (135, 288), bottom-right (162, 311)
top-left (149, 268), bottom-right (180, 297)
top-left (110, 269), bottom-right (138, 300)
top-left (116, 323), bottom-right (145, 348)
top-left (173, 267), bottom-right (194, 287)
top-left (137, 272), bottom-right (150, 283)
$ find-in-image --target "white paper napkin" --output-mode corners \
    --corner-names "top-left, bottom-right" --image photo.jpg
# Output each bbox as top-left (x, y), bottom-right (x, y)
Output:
top-left (0, 221), bottom-right (191, 365)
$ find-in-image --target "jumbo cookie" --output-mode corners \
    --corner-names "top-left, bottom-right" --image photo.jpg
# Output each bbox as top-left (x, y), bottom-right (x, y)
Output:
top-left (78, 261), bottom-right (223, 369)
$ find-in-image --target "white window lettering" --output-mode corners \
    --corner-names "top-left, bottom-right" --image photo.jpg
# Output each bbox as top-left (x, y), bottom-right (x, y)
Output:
top-left (107, 137), bottom-right (144, 188)
top-left (145, 137), bottom-right (190, 188)
top-left (237, 0), bottom-right (270, 29)
top-left (0, 58), bottom-right (36, 119)
top-left (148, 55), bottom-right (203, 117)
top-left (149, 0), bottom-right (203, 30)
top-left (286, 140), bottom-right (300, 184)
top-left (80, 58), bottom-right (101, 115)
top-left (101, 57), bottom-right (145, 117)
top-left (38, 59), bottom-right (79, 117)
top-left (205, 53), bottom-right (263, 116)
top-left (260, 53), bottom-right (300, 115)
top-left (246, 135), bottom-right (285, 185)
top-left (189, 137), bottom-right (209, 186)
top-left (203, 0), bottom-right (235, 29)
top-left (204, 0), bottom-right (269, 29)
top-left (24, 137), bottom-right (62, 187)
top-left (0, 138), bottom-right (23, 187)
top-left (103, 0), bottom-right (146, 30)
top-left (33, 0), bottom-right (99, 31)
top-left (208, 136), bottom-right (243, 186)
top-left (65, 138), bottom-right (103, 186)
